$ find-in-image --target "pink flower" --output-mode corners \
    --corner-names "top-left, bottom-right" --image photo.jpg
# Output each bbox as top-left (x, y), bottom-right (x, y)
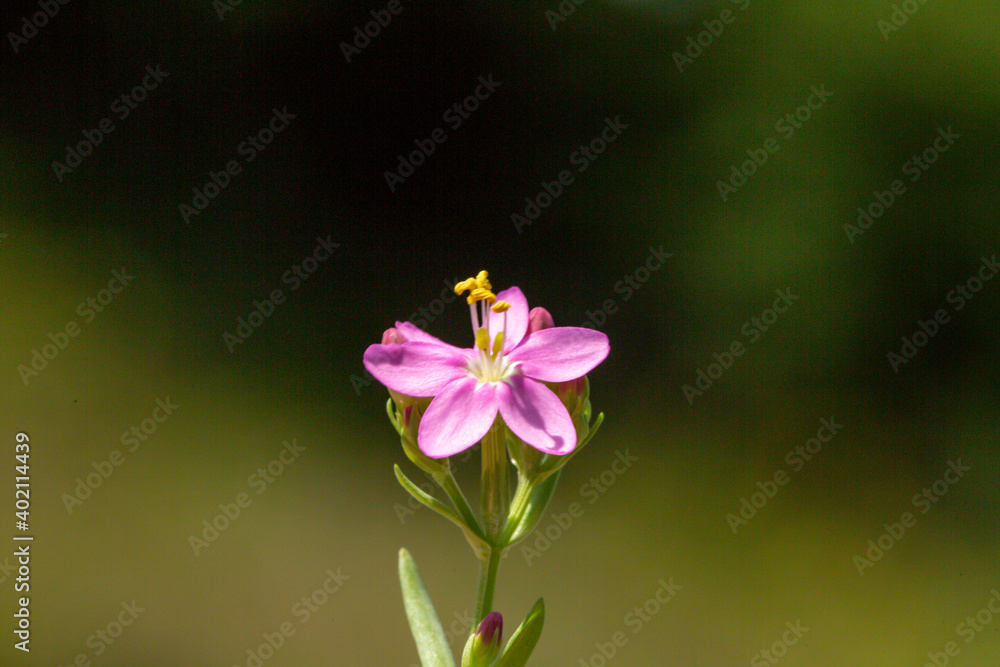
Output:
top-left (363, 277), bottom-right (608, 458)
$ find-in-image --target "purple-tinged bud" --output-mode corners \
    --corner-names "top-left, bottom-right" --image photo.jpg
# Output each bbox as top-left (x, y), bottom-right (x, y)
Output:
top-left (478, 611), bottom-right (503, 646)
top-left (379, 328), bottom-right (418, 410)
top-left (464, 612), bottom-right (503, 666)
top-left (526, 307), bottom-right (554, 334)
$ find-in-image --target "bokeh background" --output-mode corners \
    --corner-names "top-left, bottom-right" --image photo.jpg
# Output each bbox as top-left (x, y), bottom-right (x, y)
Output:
top-left (2, 1), bottom-right (998, 664)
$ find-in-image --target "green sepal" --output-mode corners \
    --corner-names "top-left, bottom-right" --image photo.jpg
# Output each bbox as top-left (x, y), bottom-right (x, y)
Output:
top-left (399, 548), bottom-right (457, 667)
top-left (493, 598), bottom-right (545, 667)
top-left (386, 397), bottom-right (404, 434)
top-left (460, 629), bottom-right (476, 667)
top-left (505, 471), bottom-right (560, 546)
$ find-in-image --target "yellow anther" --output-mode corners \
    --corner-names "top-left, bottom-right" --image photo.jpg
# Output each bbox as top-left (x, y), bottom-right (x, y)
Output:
top-left (476, 327), bottom-right (490, 351)
top-left (467, 287), bottom-right (496, 305)
top-left (454, 277), bottom-right (478, 295)
top-left (491, 331), bottom-right (505, 356)
top-left (455, 270), bottom-right (492, 296)
top-left (490, 300), bottom-right (511, 313)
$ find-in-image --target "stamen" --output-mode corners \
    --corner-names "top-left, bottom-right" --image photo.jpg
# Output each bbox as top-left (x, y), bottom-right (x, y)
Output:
top-left (468, 302), bottom-right (480, 334)
top-left (476, 327), bottom-right (490, 352)
top-left (454, 277), bottom-right (478, 295)
top-left (456, 273), bottom-right (496, 334)
top-left (491, 331), bottom-right (504, 357)
top-left (467, 287), bottom-right (496, 305)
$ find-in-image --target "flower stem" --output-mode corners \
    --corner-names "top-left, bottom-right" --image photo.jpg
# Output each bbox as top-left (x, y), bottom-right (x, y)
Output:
top-left (480, 420), bottom-right (509, 541)
top-left (474, 544), bottom-right (503, 625)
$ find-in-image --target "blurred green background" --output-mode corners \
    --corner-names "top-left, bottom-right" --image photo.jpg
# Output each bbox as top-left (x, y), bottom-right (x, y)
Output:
top-left (2, 1), bottom-right (998, 664)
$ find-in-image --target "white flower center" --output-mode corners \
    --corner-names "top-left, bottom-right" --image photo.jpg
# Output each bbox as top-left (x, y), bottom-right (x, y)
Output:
top-left (468, 348), bottom-right (517, 384)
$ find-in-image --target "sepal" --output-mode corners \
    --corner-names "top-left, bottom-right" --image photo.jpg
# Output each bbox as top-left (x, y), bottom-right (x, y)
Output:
top-left (493, 598), bottom-right (544, 667)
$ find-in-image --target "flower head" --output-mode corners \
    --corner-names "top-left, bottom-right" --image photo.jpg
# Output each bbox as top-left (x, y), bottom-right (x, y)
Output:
top-left (363, 271), bottom-right (609, 458)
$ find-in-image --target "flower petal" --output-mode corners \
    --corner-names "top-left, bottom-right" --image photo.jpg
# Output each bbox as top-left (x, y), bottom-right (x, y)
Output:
top-left (490, 287), bottom-right (529, 350)
top-left (363, 341), bottom-right (470, 396)
top-left (497, 376), bottom-right (576, 455)
top-left (508, 327), bottom-right (609, 382)
top-left (418, 378), bottom-right (500, 457)
top-left (393, 321), bottom-right (462, 350)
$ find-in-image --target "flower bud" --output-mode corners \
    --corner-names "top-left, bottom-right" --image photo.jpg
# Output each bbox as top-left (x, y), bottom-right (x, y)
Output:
top-left (379, 328), bottom-right (422, 411)
top-left (381, 327), bottom-right (407, 345)
top-left (553, 375), bottom-right (589, 417)
top-left (463, 611), bottom-right (502, 667)
top-left (526, 307), bottom-right (554, 334)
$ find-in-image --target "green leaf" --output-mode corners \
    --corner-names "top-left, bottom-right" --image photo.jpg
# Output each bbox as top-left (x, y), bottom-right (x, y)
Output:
top-left (399, 548), bottom-right (457, 667)
top-left (395, 465), bottom-right (467, 529)
top-left (494, 598), bottom-right (545, 667)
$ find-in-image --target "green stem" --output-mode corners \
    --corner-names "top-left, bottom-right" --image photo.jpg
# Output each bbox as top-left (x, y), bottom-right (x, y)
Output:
top-left (480, 420), bottom-right (509, 541)
top-left (474, 544), bottom-right (503, 625)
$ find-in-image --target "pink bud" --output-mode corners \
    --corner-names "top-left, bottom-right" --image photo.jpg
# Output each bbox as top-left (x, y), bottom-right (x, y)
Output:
top-left (526, 307), bottom-right (554, 334)
top-left (476, 611), bottom-right (503, 648)
top-left (381, 327), bottom-right (407, 345)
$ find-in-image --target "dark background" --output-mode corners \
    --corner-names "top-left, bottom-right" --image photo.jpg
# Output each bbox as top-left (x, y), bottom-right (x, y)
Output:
top-left (2, 1), bottom-right (998, 664)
